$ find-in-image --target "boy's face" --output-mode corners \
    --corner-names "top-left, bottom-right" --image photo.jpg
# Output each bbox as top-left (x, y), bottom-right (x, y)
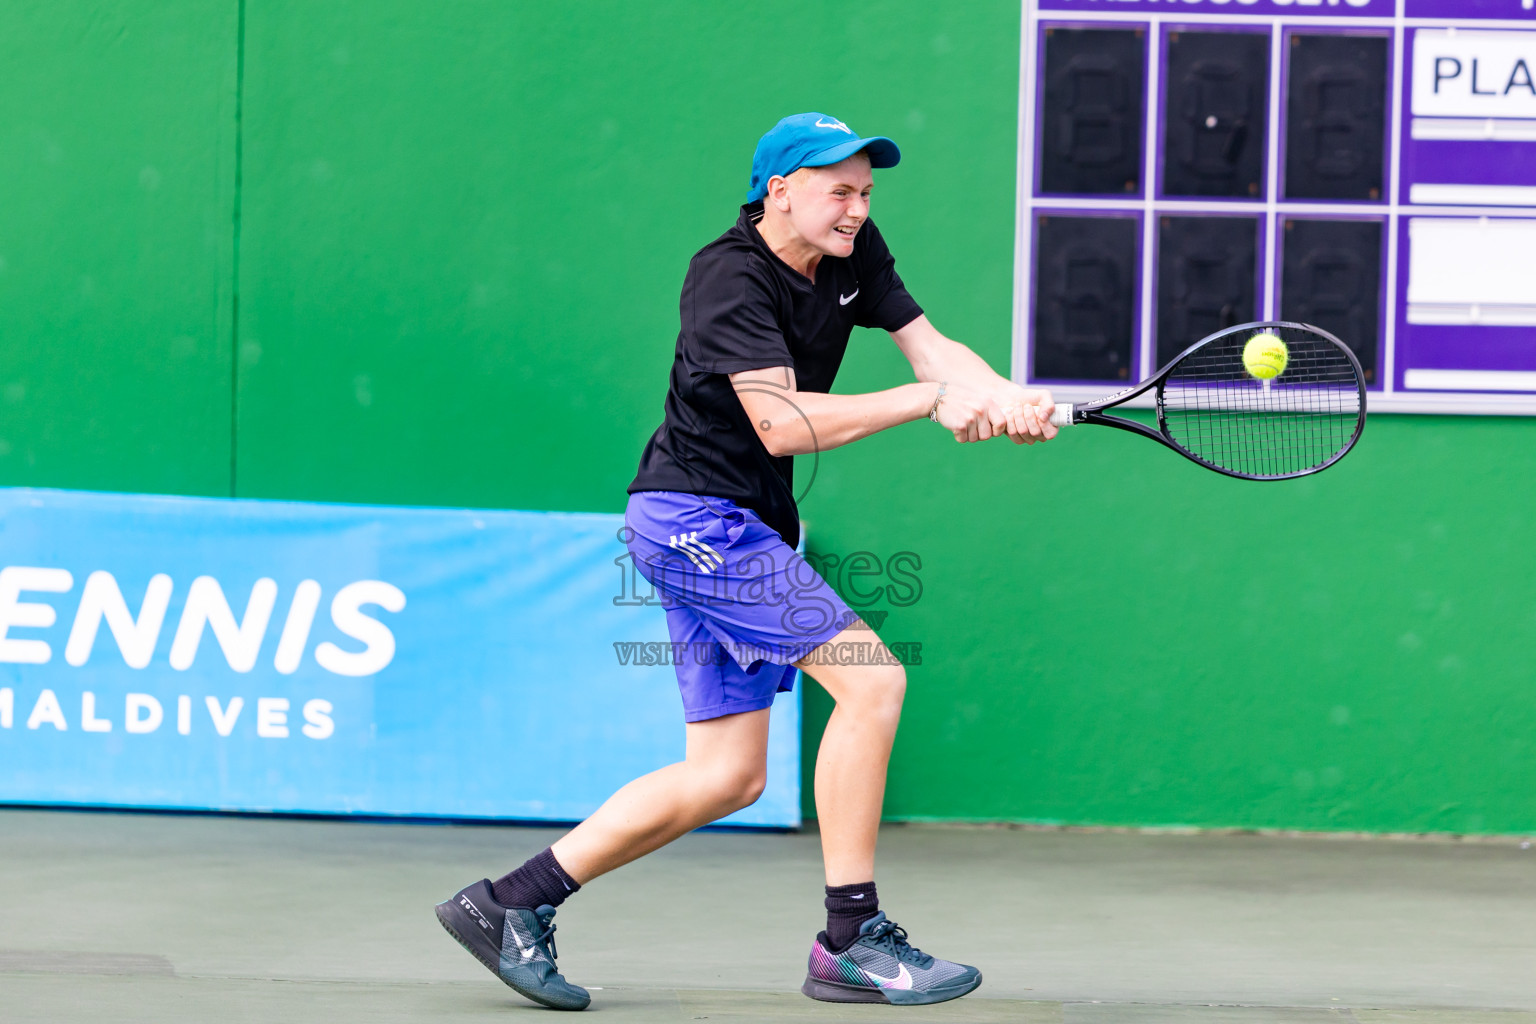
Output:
top-left (776, 154), bottom-right (874, 258)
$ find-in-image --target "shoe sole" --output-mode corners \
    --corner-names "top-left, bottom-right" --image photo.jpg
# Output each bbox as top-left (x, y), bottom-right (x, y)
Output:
top-left (434, 902), bottom-right (502, 976)
top-left (801, 972), bottom-right (983, 1006)
top-left (434, 902), bottom-right (588, 1011)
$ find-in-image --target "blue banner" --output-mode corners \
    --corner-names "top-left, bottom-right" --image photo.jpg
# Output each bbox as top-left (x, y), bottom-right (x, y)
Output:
top-left (0, 489), bottom-right (800, 827)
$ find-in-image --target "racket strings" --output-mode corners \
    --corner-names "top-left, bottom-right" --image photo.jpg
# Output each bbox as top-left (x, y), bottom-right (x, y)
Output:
top-left (1160, 327), bottom-right (1362, 479)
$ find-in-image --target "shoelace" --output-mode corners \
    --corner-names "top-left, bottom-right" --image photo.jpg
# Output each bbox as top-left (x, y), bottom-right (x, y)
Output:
top-left (533, 913), bottom-right (559, 960)
top-left (865, 919), bottom-right (934, 968)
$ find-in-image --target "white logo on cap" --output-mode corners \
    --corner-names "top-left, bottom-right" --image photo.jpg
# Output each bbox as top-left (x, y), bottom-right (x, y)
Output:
top-left (815, 118), bottom-right (853, 134)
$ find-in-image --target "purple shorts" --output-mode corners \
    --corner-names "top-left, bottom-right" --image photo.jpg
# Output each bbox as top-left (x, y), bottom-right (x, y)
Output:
top-left (625, 491), bottom-right (857, 723)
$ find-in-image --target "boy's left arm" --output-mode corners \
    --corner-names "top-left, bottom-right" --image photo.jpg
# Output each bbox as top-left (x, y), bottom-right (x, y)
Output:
top-left (889, 314), bottom-right (1058, 445)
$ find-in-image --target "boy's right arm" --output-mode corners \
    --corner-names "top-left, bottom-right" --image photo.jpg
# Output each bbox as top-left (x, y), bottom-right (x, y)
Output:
top-left (729, 367), bottom-right (998, 456)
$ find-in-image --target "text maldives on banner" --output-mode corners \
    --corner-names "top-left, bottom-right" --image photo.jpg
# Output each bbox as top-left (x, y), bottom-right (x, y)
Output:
top-left (0, 489), bottom-right (800, 827)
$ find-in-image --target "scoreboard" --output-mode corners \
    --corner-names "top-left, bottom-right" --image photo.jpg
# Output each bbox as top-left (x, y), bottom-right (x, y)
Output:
top-left (1013, 0), bottom-right (1536, 414)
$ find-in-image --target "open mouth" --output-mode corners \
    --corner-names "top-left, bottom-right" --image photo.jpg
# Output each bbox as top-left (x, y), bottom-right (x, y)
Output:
top-left (833, 225), bottom-right (859, 239)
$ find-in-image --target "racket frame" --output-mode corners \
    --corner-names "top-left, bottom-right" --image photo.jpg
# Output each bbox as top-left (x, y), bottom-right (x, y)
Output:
top-left (1054, 321), bottom-right (1367, 481)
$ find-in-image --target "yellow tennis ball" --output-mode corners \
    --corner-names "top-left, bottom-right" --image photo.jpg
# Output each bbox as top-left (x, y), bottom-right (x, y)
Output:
top-left (1243, 332), bottom-right (1289, 380)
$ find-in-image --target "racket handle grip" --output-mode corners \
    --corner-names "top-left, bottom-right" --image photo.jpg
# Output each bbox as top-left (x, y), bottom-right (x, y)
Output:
top-left (1048, 403), bottom-right (1074, 428)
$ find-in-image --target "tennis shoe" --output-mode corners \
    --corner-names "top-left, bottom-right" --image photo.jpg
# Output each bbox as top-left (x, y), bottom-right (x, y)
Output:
top-left (434, 879), bottom-right (590, 1010)
top-left (802, 911), bottom-right (982, 1005)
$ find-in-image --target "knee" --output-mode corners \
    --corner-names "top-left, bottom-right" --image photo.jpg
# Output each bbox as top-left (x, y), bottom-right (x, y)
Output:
top-left (701, 760), bottom-right (767, 813)
top-left (854, 664), bottom-right (907, 723)
top-left (738, 766), bottom-right (768, 808)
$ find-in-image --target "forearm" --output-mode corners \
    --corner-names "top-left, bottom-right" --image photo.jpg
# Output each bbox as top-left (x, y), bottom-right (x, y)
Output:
top-left (890, 315), bottom-right (1057, 444)
top-left (909, 334), bottom-right (1009, 395)
top-left (751, 382), bottom-right (936, 456)
top-left (892, 315), bottom-right (1011, 399)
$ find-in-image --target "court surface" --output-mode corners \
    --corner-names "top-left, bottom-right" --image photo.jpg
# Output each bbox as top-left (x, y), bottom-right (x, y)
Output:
top-left (2, 808), bottom-right (1532, 1023)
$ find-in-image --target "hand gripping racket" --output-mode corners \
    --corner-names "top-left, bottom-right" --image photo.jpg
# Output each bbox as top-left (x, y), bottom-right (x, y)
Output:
top-left (1047, 321), bottom-right (1366, 480)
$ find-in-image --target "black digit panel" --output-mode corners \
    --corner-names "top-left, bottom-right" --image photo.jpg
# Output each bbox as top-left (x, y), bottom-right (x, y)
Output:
top-left (1284, 34), bottom-right (1388, 201)
top-left (1033, 215), bottom-right (1138, 381)
top-left (1039, 27), bottom-right (1146, 196)
top-left (1280, 218), bottom-right (1382, 384)
top-left (1162, 31), bottom-right (1270, 199)
top-left (1156, 216), bottom-right (1258, 365)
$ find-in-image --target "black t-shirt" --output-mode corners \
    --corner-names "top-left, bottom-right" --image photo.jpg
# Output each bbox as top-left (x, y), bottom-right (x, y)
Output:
top-left (629, 202), bottom-right (923, 548)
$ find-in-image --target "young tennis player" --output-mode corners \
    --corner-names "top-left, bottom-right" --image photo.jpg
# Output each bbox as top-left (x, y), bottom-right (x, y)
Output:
top-left (435, 112), bottom-right (1056, 1010)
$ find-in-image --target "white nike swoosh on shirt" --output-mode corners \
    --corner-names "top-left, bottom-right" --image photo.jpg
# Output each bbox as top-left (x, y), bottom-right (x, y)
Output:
top-left (840, 289), bottom-right (858, 306)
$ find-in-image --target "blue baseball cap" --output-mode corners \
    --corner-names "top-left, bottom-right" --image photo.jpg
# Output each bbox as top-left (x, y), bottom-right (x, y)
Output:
top-left (746, 112), bottom-right (900, 203)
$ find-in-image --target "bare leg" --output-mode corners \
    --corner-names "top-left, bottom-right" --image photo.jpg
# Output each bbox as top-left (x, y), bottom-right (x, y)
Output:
top-left (795, 625), bottom-right (906, 886)
top-left (551, 708), bottom-right (770, 884)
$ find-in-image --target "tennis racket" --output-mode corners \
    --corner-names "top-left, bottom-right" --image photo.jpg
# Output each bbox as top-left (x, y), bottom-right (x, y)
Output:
top-left (1047, 321), bottom-right (1366, 480)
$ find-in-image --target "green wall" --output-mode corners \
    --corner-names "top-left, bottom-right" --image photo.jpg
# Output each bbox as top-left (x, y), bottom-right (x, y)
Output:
top-left (0, 2), bottom-right (237, 495)
top-left (2, 1), bottom-right (1532, 834)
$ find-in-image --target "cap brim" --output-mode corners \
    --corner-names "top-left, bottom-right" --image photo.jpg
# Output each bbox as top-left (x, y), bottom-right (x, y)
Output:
top-left (803, 135), bottom-right (901, 171)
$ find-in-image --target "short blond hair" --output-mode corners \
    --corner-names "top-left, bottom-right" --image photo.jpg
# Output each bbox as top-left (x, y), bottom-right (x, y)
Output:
top-left (782, 152), bottom-right (872, 192)
top-left (783, 166), bottom-right (819, 191)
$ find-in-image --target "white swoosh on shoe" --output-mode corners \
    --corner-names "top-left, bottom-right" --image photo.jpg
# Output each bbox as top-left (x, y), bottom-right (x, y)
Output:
top-left (865, 963), bottom-right (914, 990)
top-left (510, 927), bottom-right (540, 963)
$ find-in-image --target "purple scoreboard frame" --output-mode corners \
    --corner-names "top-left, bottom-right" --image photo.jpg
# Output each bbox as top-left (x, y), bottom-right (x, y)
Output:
top-left (1015, 0), bottom-right (1536, 415)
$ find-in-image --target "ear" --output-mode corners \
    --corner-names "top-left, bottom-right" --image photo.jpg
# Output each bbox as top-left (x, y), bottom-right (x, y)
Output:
top-left (765, 174), bottom-right (792, 212)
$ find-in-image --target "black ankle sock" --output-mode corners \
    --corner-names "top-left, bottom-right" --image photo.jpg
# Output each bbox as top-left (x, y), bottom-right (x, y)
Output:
top-left (824, 881), bottom-right (879, 951)
top-left (491, 847), bottom-right (581, 910)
